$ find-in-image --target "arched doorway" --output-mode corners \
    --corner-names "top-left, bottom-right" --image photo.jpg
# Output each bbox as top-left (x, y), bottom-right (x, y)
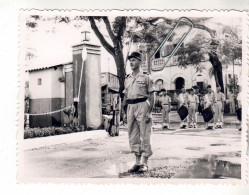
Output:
top-left (175, 77), bottom-right (185, 90)
top-left (155, 79), bottom-right (164, 91)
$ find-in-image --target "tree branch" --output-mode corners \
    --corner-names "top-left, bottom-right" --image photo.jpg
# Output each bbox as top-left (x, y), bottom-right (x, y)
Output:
top-left (88, 17), bottom-right (115, 56)
top-left (102, 16), bottom-right (116, 42)
top-left (117, 17), bottom-right (127, 39)
top-left (145, 17), bottom-right (216, 38)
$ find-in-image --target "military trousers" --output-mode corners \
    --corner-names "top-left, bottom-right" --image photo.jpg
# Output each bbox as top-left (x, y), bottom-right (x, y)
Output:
top-left (127, 101), bottom-right (153, 158)
top-left (188, 103), bottom-right (197, 124)
top-left (214, 101), bottom-right (223, 124)
top-left (162, 105), bottom-right (170, 124)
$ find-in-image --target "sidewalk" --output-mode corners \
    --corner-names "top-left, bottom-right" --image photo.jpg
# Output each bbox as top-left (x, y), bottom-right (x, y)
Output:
top-left (22, 130), bottom-right (108, 151)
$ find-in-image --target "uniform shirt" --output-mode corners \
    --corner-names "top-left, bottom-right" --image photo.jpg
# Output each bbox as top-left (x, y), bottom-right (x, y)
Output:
top-left (228, 93), bottom-right (235, 102)
top-left (160, 95), bottom-right (171, 105)
top-left (124, 71), bottom-right (155, 100)
top-left (179, 92), bottom-right (188, 106)
top-left (214, 92), bottom-right (225, 102)
top-left (204, 92), bottom-right (215, 107)
top-left (237, 92), bottom-right (242, 108)
top-left (188, 94), bottom-right (199, 104)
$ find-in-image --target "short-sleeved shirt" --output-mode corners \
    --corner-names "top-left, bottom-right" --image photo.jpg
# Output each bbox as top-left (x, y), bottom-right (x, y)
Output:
top-left (179, 93), bottom-right (188, 105)
top-left (124, 71), bottom-right (155, 100)
top-left (237, 92), bottom-right (242, 108)
top-left (214, 92), bottom-right (225, 102)
top-left (228, 93), bottom-right (235, 102)
top-left (160, 95), bottom-right (171, 105)
top-left (204, 92), bottom-right (215, 107)
top-left (188, 94), bottom-right (199, 104)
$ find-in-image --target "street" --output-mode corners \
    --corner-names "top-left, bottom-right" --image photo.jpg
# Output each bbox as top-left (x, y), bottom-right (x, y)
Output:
top-left (23, 116), bottom-right (241, 179)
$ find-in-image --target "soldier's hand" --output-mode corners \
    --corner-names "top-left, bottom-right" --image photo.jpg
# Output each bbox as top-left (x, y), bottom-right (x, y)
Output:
top-left (145, 113), bottom-right (151, 123)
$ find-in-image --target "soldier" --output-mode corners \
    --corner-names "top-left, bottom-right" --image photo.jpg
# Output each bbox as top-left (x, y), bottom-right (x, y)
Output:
top-left (159, 88), bottom-right (171, 129)
top-left (188, 88), bottom-right (199, 128)
top-left (204, 85), bottom-right (215, 130)
top-left (237, 90), bottom-right (242, 131)
top-left (228, 90), bottom-right (235, 114)
top-left (123, 51), bottom-right (155, 173)
top-left (178, 86), bottom-right (189, 129)
top-left (214, 86), bottom-right (225, 129)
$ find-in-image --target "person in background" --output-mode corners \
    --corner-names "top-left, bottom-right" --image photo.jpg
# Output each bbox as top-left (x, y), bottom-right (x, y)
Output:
top-left (188, 88), bottom-right (199, 128)
top-left (237, 89), bottom-right (242, 131)
top-left (178, 86), bottom-right (189, 129)
top-left (214, 86), bottom-right (225, 129)
top-left (159, 88), bottom-right (171, 129)
top-left (228, 90), bottom-right (235, 114)
top-left (204, 85), bottom-right (215, 130)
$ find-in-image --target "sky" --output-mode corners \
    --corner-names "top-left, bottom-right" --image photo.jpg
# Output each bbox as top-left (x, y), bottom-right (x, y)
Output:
top-left (22, 15), bottom-right (242, 79)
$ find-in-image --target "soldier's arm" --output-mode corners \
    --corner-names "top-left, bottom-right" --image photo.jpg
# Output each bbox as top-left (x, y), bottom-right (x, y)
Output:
top-left (147, 74), bottom-right (155, 112)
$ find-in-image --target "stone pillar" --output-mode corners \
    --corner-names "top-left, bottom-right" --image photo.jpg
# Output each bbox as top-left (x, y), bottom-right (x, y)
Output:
top-left (72, 43), bottom-right (102, 129)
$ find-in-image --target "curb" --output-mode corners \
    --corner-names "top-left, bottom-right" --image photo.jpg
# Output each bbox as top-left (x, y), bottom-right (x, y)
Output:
top-left (22, 130), bottom-right (108, 151)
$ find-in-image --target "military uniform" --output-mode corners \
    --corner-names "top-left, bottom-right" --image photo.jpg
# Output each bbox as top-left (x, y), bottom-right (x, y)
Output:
top-left (188, 94), bottom-right (199, 128)
top-left (214, 91), bottom-right (225, 128)
top-left (228, 92), bottom-right (235, 114)
top-left (178, 92), bottom-right (189, 128)
top-left (124, 71), bottom-right (155, 159)
top-left (159, 93), bottom-right (171, 128)
top-left (204, 92), bottom-right (215, 128)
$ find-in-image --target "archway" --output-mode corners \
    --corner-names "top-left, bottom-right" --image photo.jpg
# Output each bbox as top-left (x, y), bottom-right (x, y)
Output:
top-left (175, 77), bottom-right (185, 90)
top-left (155, 79), bottom-right (164, 91)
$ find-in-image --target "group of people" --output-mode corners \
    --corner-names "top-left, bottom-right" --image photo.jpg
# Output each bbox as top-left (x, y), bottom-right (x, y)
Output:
top-left (158, 85), bottom-right (242, 130)
top-left (122, 51), bottom-right (242, 173)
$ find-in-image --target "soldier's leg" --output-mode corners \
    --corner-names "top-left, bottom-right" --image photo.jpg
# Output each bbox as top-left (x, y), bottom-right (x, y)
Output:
top-left (218, 102), bottom-right (223, 127)
top-left (127, 104), bottom-right (141, 156)
top-left (162, 106), bottom-right (166, 127)
top-left (188, 105), bottom-right (193, 127)
top-left (214, 103), bottom-right (219, 128)
top-left (165, 105), bottom-right (169, 126)
top-left (137, 102), bottom-right (153, 168)
top-left (193, 105), bottom-right (197, 127)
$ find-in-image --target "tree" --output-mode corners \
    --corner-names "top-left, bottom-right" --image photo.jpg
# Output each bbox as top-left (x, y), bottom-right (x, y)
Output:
top-left (26, 15), bottom-right (236, 97)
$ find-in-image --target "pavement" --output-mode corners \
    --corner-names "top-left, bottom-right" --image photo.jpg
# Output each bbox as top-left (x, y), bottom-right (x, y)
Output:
top-left (21, 124), bottom-right (242, 179)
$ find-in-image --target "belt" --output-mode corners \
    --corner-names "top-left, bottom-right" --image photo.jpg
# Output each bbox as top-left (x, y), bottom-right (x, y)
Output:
top-left (162, 104), bottom-right (169, 105)
top-left (126, 98), bottom-right (147, 104)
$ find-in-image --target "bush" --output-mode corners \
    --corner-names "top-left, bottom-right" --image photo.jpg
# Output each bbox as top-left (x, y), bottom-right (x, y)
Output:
top-left (24, 126), bottom-right (84, 139)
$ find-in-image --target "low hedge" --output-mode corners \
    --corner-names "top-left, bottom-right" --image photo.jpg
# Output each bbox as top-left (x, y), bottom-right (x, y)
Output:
top-left (24, 126), bottom-right (84, 139)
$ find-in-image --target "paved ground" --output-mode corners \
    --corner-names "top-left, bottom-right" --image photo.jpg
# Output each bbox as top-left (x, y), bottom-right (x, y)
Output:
top-left (22, 125), bottom-right (241, 179)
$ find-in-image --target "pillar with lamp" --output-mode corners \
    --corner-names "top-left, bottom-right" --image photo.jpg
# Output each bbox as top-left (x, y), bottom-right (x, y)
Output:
top-left (72, 30), bottom-right (102, 129)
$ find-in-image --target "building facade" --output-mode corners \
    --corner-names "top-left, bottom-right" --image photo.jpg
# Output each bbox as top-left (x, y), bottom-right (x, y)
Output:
top-left (27, 63), bottom-right (71, 127)
top-left (101, 72), bottom-right (120, 112)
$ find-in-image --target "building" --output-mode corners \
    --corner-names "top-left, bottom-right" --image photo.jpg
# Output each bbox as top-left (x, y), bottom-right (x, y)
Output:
top-left (127, 17), bottom-right (242, 99)
top-left (101, 72), bottom-right (120, 112)
top-left (26, 62), bottom-right (73, 127)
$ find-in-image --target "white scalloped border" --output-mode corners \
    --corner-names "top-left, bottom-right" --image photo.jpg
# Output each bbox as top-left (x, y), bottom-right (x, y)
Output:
top-left (17, 9), bottom-right (249, 185)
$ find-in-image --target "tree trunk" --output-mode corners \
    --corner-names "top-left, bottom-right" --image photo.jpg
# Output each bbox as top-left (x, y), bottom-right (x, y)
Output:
top-left (114, 47), bottom-right (126, 101)
top-left (208, 52), bottom-right (224, 93)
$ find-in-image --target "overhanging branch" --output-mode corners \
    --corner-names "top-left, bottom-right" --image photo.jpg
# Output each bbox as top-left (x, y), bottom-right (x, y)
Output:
top-left (88, 17), bottom-right (115, 56)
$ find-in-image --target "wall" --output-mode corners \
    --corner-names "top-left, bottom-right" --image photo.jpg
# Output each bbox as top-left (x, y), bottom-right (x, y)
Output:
top-left (28, 66), bottom-right (65, 128)
top-left (151, 61), bottom-right (216, 91)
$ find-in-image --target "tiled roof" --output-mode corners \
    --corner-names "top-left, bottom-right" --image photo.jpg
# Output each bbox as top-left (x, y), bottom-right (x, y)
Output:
top-left (25, 62), bottom-right (72, 72)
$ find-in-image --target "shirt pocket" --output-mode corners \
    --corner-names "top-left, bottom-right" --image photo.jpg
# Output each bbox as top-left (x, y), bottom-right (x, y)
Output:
top-left (135, 79), bottom-right (147, 96)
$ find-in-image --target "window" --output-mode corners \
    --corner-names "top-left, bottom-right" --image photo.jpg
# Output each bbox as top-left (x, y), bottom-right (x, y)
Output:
top-left (38, 78), bottom-right (42, 85)
top-left (155, 79), bottom-right (164, 91)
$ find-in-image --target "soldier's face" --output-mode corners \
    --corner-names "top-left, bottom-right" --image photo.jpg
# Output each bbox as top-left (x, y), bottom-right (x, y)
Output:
top-left (217, 87), bottom-right (221, 92)
top-left (208, 88), bottom-right (212, 93)
top-left (129, 58), bottom-right (141, 71)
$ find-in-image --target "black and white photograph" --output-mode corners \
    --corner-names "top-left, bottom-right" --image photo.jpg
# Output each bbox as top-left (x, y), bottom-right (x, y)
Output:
top-left (18, 10), bottom-right (248, 184)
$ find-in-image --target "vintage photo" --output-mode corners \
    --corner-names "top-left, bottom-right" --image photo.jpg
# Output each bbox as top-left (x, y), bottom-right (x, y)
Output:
top-left (18, 10), bottom-right (248, 184)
